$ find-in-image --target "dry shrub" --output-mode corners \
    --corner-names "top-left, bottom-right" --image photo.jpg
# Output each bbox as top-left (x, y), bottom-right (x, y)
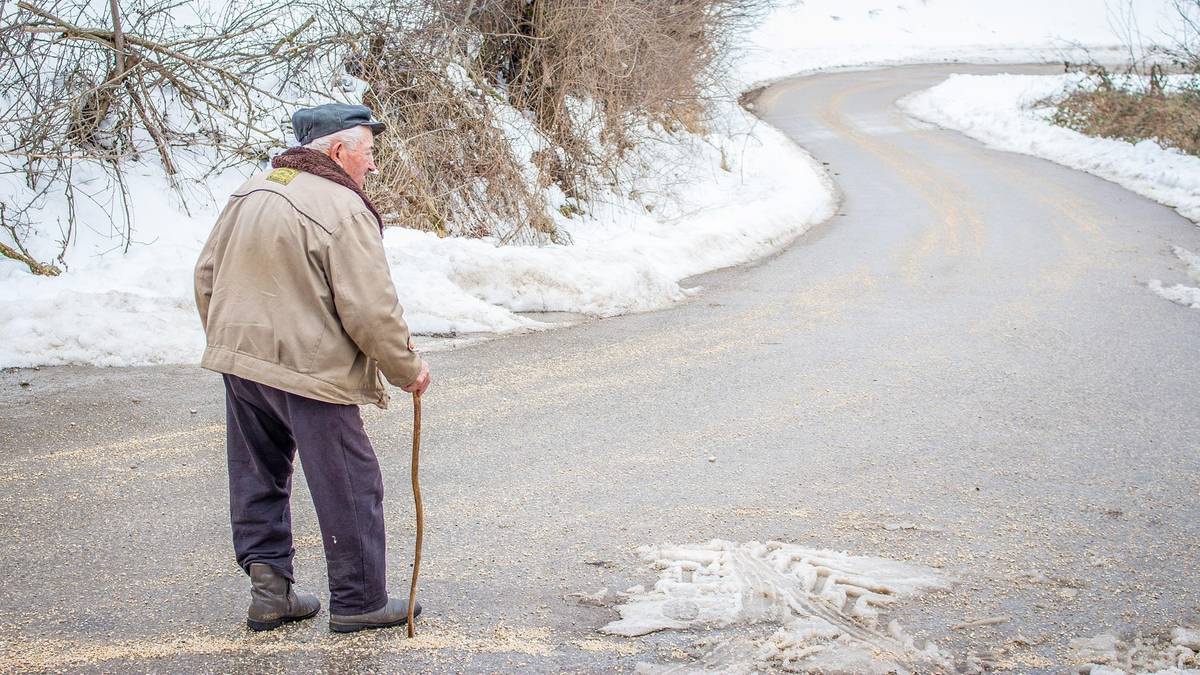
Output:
top-left (366, 77), bottom-right (559, 243)
top-left (335, 0), bottom-right (765, 242)
top-left (341, 2), bottom-right (560, 243)
top-left (468, 0), bottom-right (765, 202)
top-left (1051, 80), bottom-right (1200, 156)
top-left (1049, 0), bottom-right (1200, 157)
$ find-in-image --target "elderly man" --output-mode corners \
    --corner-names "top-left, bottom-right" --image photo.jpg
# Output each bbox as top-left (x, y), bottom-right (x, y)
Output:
top-left (194, 103), bottom-right (430, 633)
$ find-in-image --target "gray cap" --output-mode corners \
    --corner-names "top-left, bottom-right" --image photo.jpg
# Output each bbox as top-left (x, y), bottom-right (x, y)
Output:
top-left (291, 103), bottom-right (386, 145)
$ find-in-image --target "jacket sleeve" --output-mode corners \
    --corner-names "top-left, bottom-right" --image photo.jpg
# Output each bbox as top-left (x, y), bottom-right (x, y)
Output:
top-left (327, 211), bottom-right (423, 388)
top-left (194, 234), bottom-right (216, 333)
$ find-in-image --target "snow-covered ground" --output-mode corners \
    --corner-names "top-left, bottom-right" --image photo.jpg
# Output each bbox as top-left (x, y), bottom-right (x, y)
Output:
top-left (736, 0), bottom-right (1181, 87)
top-left (0, 0), bottom-right (1183, 367)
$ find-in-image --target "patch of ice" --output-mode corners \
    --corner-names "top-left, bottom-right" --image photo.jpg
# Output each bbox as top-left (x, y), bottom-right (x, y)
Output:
top-left (1150, 246), bottom-right (1200, 310)
top-left (601, 539), bottom-right (950, 673)
top-left (1068, 628), bottom-right (1200, 674)
top-left (1176, 627), bottom-right (1200, 651)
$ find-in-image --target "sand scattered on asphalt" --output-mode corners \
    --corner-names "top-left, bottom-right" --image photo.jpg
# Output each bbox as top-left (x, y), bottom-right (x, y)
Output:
top-left (0, 425), bottom-right (223, 471)
top-left (0, 623), bottom-right (555, 672)
top-left (573, 637), bottom-right (643, 656)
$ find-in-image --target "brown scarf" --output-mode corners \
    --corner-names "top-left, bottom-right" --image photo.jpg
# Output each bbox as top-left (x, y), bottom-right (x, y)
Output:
top-left (272, 147), bottom-right (384, 234)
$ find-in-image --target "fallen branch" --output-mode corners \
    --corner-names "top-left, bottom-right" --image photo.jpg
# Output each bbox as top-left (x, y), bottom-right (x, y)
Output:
top-left (950, 616), bottom-right (1010, 631)
top-left (0, 203), bottom-right (61, 276)
top-left (0, 241), bottom-right (61, 276)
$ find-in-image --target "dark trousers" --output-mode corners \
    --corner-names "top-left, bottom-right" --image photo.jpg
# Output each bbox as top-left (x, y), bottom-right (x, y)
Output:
top-left (223, 373), bottom-right (388, 615)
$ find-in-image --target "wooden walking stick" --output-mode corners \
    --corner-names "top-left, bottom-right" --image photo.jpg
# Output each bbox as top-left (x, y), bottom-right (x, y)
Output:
top-left (407, 391), bottom-right (423, 638)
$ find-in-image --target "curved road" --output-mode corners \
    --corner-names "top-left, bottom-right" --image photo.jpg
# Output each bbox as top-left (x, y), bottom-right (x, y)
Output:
top-left (2, 65), bottom-right (1198, 672)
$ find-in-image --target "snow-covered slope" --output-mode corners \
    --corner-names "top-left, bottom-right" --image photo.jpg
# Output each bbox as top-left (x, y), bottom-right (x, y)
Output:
top-left (738, 0), bottom-right (1179, 86)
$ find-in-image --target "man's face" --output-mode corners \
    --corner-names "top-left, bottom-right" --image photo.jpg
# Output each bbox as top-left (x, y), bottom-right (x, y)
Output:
top-left (331, 130), bottom-right (376, 189)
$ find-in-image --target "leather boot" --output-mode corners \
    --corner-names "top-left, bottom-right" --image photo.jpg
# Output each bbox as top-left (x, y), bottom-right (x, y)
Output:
top-left (329, 597), bottom-right (422, 633)
top-left (246, 563), bottom-right (321, 631)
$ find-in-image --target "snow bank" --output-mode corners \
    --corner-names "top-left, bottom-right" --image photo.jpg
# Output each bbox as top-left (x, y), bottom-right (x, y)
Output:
top-left (900, 73), bottom-right (1200, 225)
top-left (0, 99), bottom-right (834, 367)
top-left (388, 100), bottom-right (835, 330)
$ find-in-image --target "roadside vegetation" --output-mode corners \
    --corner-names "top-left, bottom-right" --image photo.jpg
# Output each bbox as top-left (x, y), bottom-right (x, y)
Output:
top-left (1049, 0), bottom-right (1199, 157)
top-left (0, 0), bottom-right (766, 273)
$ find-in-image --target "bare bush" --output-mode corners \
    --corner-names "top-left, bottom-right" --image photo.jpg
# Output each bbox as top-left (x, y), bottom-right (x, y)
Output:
top-left (0, 0), bottom-right (334, 268)
top-left (334, 0), bottom-right (767, 242)
top-left (1048, 0), bottom-right (1200, 157)
top-left (331, 0), bottom-right (560, 242)
top-left (5, 0), bottom-right (334, 164)
top-left (1159, 0), bottom-right (1200, 72)
top-left (1051, 82), bottom-right (1200, 156)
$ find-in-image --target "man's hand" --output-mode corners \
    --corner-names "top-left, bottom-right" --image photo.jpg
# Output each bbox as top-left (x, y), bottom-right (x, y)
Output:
top-left (402, 361), bottom-right (430, 396)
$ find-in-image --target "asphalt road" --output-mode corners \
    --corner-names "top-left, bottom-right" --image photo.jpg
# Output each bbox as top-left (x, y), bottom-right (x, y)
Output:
top-left (2, 64), bottom-right (1198, 673)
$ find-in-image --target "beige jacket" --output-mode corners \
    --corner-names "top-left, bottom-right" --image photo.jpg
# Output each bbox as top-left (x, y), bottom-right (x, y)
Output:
top-left (194, 167), bottom-right (422, 408)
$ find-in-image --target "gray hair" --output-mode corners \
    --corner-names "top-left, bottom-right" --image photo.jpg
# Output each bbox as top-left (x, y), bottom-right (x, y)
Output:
top-left (303, 125), bottom-right (371, 152)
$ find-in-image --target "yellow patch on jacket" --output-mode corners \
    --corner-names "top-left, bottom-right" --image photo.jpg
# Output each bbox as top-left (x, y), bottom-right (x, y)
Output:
top-left (266, 167), bottom-right (300, 185)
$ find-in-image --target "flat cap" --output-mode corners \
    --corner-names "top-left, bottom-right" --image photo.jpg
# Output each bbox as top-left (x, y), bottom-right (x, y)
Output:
top-left (291, 103), bottom-right (386, 146)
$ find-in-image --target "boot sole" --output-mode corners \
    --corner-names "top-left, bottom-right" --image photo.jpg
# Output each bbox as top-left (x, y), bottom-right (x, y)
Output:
top-left (329, 607), bottom-right (422, 633)
top-left (247, 606), bottom-right (321, 632)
